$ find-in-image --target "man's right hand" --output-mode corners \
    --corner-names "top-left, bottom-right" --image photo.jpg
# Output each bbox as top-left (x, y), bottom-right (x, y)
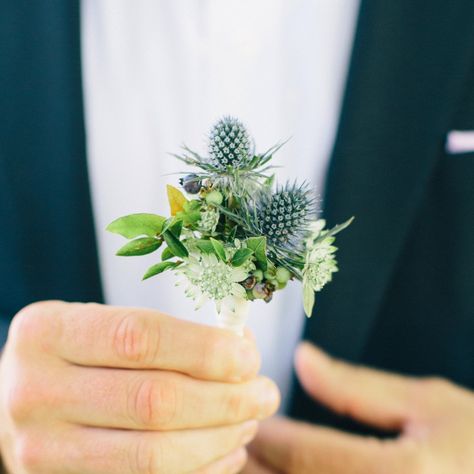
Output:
top-left (0, 301), bottom-right (279, 473)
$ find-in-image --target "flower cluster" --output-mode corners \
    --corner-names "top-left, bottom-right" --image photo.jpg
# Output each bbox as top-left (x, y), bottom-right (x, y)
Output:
top-left (107, 116), bottom-right (352, 317)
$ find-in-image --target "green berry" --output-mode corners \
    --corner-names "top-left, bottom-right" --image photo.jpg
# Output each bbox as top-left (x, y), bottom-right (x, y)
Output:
top-left (269, 279), bottom-right (279, 288)
top-left (205, 190), bottom-right (223, 206)
top-left (264, 269), bottom-right (275, 280)
top-left (253, 269), bottom-right (264, 282)
top-left (275, 267), bottom-right (291, 284)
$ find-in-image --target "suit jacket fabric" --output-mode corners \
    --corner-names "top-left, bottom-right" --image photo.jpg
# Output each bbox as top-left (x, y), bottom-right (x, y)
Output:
top-left (1, 1), bottom-right (473, 433)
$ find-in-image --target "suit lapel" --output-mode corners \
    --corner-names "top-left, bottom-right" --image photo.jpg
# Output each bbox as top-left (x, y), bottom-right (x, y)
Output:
top-left (304, 0), bottom-right (474, 361)
top-left (0, 1), bottom-right (103, 316)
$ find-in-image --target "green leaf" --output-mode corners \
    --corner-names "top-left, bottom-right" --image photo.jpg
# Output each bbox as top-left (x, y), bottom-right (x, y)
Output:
top-left (163, 230), bottom-right (189, 258)
top-left (142, 261), bottom-right (181, 280)
top-left (245, 236), bottom-right (267, 271)
top-left (116, 237), bottom-right (161, 256)
top-left (303, 281), bottom-right (315, 317)
top-left (316, 216), bottom-right (354, 243)
top-left (183, 200), bottom-right (201, 212)
top-left (161, 216), bottom-right (183, 236)
top-left (196, 239), bottom-right (215, 254)
top-left (161, 246), bottom-right (175, 261)
top-left (264, 174), bottom-right (275, 188)
top-left (177, 206), bottom-right (201, 227)
top-left (168, 218), bottom-right (183, 237)
top-left (227, 225), bottom-right (238, 242)
top-left (106, 213), bottom-right (166, 239)
top-left (210, 238), bottom-right (226, 261)
top-left (231, 248), bottom-right (254, 267)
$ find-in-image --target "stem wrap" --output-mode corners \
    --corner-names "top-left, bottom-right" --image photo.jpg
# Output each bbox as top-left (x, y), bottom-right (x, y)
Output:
top-left (216, 297), bottom-right (250, 337)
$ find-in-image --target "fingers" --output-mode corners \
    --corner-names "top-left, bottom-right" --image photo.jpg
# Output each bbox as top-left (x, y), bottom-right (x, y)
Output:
top-left (250, 416), bottom-right (409, 474)
top-left (50, 366), bottom-right (279, 430)
top-left (15, 422), bottom-right (258, 474)
top-left (15, 301), bottom-right (260, 382)
top-left (294, 342), bottom-right (415, 430)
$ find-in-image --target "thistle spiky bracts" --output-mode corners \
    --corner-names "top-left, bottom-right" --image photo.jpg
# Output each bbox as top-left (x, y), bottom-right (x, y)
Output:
top-left (173, 116), bottom-right (288, 201)
top-left (208, 116), bottom-right (253, 170)
top-left (257, 182), bottom-right (316, 248)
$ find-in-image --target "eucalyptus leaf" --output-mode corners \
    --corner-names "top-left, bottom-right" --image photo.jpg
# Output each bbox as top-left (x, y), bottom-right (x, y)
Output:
top-left (116, 237), bottom-right (161, 256)
top-left (231, 248), bottom-right (254, 267)
top-left (303, 281), bottom-right (315, 317)
top-left (210, 238), bottom-right (226, 261)
top-left (161, 246), bottom-right (175, 261)
top-left (106, 213), bottom-right (166, 239)
top-left (163, 230), bottom-right (189, 258)
top-left (142, 261), bottom-right (181, 280)
top-left (245, 236), bottom-right (267, 271)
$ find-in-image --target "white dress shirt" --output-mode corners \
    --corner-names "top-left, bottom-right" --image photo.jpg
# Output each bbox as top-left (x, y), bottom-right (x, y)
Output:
top-left (81, 0), bottom-right (360, 409)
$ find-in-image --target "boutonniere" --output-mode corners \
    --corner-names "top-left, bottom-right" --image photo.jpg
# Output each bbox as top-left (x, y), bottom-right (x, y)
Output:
top-left (107, 117), bottom-right (353, 334)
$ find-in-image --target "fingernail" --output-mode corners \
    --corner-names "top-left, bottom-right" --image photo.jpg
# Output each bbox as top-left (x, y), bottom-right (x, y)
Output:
top-left (258, 379), bottom-right (280, 418)
top-left (241, 420), bottom-right (258, 445)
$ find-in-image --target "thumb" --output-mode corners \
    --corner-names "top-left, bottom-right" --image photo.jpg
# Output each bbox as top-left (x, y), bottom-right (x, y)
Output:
top-left (294, 342), bottom-right (415, 431)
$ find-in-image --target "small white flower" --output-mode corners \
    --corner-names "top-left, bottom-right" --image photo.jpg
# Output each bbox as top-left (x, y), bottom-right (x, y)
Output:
top-left (176, 252), bottom-right (248, 311)
top-left (302, 219), bottom-right (338, 316)
top-left (198, 207), bottom-right (220, 233)
top-left (303, 238), bottom-right (338, 292)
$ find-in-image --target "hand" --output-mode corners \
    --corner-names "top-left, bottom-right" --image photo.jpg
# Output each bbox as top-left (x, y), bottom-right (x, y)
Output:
top-left (0, 301), bottom-right (280, 473)
top-left (245, 342), bottom-right (474, 474)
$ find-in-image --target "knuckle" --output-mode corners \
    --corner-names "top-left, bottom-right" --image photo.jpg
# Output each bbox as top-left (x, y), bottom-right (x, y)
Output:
top-left (411, 376), bottom-right (452, 405)
top-left (112, 312), bottom-right (160, 365)
top-left (199, 333), bottom-right (228, 377)
top-left (129, 377), bottom-right (178, 429)
top-left (130, 435), bottom-right (164, 474)
top-left (420, 376), bottom-right (452, 393)
top-left (4, 373), bottom-right (38, 423)
top-left (8, 301), bottom-right (53, 347)
top-left (15, 432), bottom-right (44, 471)
top-left (202, 333), bottom-right (258, 381)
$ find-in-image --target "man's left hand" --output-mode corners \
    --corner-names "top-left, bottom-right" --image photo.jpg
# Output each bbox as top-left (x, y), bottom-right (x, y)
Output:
top-left (244, 342), bottom-right (474, 473)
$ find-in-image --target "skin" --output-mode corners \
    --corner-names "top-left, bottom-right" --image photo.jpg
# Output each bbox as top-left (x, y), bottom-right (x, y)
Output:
top-left (244, 342), bottom-right (474, 474)
top-left (0, 301), bottom-right (280, 473)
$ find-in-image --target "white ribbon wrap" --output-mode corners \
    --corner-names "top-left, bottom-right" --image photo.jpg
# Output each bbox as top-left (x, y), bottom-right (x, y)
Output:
top-left (216, 297), bottom-right (250, 336)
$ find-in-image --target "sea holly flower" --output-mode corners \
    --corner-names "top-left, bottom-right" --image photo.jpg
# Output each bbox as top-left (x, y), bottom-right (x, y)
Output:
top-left (177, 252), bottom-right (248, 311)
top-left (252, 182), bottom-right (316, 251)
top-left (208, 116), bottom-right (253, 170)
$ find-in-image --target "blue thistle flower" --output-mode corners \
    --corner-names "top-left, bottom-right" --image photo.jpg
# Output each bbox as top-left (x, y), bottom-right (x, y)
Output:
top-left (257, 183), bottom-right (315, 248)
top-left (208, 116), bottom-right (253, 170)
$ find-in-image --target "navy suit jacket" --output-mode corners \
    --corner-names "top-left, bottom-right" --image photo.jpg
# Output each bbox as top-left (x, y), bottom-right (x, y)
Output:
top-left (1, 1), bottom-right (473, 433)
